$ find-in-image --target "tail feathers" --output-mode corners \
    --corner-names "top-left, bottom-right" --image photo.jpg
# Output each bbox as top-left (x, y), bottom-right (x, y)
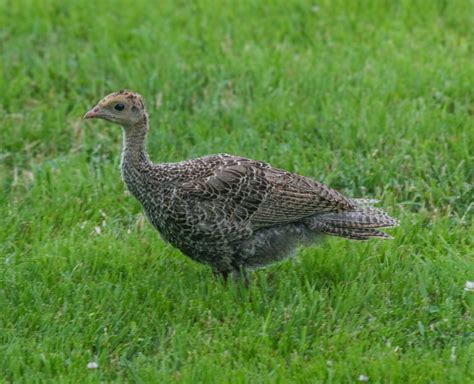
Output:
top-left (318, 208), bottom-right (399, 229)
top-left (306, 200), bottom-right (399, 241)
top-left (317, 222), bottom-right (392, 240)
top-left (350, 198), bottom-right (380, 206)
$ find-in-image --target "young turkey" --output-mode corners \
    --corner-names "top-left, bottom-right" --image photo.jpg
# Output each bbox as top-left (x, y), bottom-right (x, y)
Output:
top-left (84, 90), bottom-right (399, 282)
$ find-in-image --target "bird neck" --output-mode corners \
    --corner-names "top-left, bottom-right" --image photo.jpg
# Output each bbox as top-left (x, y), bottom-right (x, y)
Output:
top-left (121, 114), bottom-right (151, 169)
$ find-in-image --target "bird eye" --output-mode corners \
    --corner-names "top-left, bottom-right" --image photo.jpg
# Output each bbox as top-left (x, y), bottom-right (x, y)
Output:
top-left (114, 103), bottom-right (125, 111)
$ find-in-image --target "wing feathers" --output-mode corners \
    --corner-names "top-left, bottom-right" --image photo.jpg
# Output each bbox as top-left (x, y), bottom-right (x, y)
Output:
top-left (179, 154), bottom-right (356, 229)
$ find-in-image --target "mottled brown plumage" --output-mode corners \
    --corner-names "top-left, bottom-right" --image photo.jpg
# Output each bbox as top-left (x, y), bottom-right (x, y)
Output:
top-left (84, 90), bottom-right (399, 281)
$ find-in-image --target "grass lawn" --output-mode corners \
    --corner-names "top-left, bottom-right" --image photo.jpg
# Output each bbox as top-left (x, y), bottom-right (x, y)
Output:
top-left (1, 0), bottom-right (473, 382)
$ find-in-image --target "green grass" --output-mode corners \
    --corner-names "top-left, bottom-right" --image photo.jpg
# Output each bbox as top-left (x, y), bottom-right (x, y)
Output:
top-left (1, 0), bottom-right (473, 382)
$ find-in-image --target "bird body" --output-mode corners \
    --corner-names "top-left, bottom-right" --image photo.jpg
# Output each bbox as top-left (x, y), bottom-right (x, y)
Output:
top-left (85, 90), bottom-right (399, 280)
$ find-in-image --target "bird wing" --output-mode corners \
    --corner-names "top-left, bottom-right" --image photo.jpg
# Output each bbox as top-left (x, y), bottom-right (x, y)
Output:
top-left (251, 166), bottom-right (353, 227)
top-left (179, 155), bottom-right (270, 224)
top-left (178, 154), bottom-right (353, 230)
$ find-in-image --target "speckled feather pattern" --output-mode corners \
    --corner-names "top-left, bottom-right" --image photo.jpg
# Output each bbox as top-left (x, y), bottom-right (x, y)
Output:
top-left (87, 91), bottom-right (399, 277)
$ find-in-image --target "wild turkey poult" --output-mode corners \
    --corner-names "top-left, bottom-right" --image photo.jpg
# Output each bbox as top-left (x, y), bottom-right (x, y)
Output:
top-left (84, 90), bottom-right (399, 281)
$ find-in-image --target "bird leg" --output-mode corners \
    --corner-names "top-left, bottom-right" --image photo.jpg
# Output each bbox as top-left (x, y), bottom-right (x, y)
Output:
top-left (212, 268), bottom-right (249, 287)
top-left (213, 269), bottom-right (230, 282)
top-left (232, 268), bottom-right (249, 287)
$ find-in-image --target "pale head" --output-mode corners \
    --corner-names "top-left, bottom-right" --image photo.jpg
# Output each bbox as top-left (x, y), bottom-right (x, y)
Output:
top-left (84, 90), bottom-right (146, 127)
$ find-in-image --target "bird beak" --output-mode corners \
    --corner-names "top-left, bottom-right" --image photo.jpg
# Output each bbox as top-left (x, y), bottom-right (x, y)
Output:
top-left (83, 107), bottom-right (102, 119)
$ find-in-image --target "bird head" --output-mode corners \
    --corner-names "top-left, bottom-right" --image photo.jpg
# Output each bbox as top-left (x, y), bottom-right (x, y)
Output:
top-left (84, 90), bottom-right (146, 127)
